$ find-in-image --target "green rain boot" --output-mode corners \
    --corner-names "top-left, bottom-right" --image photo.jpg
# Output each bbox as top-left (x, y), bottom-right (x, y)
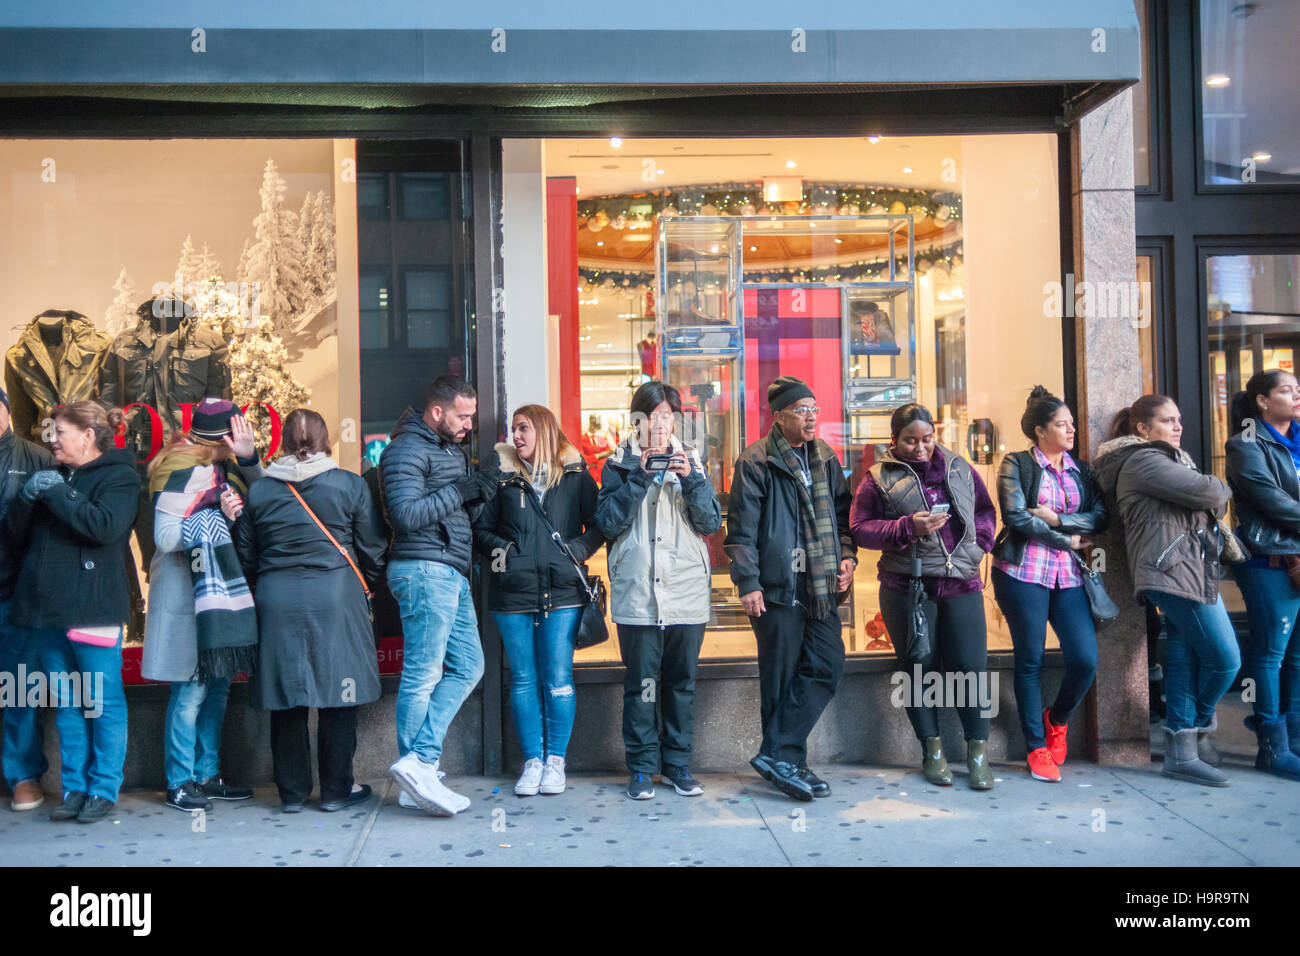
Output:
top-left (922, 736), bottom-right (952, 786)
top-left (966, 739), bottom-right (994, 790)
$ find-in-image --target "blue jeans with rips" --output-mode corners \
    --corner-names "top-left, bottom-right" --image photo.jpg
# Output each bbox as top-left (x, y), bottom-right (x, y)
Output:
top-left (494, 608), bottom-right (581, 760)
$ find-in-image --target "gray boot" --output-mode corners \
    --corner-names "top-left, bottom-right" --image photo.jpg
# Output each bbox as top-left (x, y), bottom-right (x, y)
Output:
top-left (1195, 714), bottom-right (1222, 767)
top-left (1163, 727), bottom-right (1230, 787)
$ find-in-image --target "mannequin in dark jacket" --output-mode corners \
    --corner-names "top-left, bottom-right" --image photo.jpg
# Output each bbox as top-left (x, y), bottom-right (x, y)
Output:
top-left (381, 375), bottom-right (498, 817)
top-left (0, 386), bottom-right (55, 812)
top-left (727, 377), bottom-right (857, 802)
top-left (851, 402), bottom-right (997, 791)
top-left (231, 409), bottom-right (387, 811)
top-left (9, 402), bottom-right (139, 824)
top-left (991, 387), bottom-right (1108, 784)
top-left (474, 404), bottom-right (602, 797)
top-left (1225, 371), bottom-right (1300, 780)
top-left (1094, 394), bottom-right (1238, 788)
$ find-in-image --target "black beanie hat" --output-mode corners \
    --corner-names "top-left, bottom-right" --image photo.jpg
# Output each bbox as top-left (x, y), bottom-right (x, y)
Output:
top-left (767, 375), bottom-right (815, 413)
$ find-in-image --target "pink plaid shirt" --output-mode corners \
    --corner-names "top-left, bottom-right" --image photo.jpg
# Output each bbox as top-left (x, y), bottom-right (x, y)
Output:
top-left (994, 446), bottom-right (1083, 589)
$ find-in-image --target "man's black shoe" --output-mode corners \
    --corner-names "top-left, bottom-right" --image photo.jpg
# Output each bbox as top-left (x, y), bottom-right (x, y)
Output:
top-left (49, 791), bottom-right (87, 822)
top-left (197, 776), bottom-right (252, 801)
top-left (769, 761), bottom-right (814, 801)
top-left (661, 765), bottom-right (704, 796)
top-left (799, 767), bottom-right (831, 798)
top-left (76, 796), bottom-right (115, 824)
top-left (320, 784), bottom-right (373, 812)
top-left (750, 753), bottom-right (776, 782)
top-left (165, 782), bottom-right (213, 812)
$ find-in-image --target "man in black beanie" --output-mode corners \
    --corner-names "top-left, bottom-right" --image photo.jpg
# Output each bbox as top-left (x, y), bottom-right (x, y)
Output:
top-left (0, 385), bottom-right (55, 811)
top-left (724, 375), bottom-right (857, 800)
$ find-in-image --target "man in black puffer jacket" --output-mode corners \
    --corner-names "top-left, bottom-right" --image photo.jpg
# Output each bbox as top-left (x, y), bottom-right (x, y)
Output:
top-left (0, 386), bottom-right (55, 811)
top-left (381, 375), bottom-right (498, 817)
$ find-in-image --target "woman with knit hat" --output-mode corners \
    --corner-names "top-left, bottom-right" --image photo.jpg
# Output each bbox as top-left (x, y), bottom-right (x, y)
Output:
top-left (143, 397), bottom-right (262, 812)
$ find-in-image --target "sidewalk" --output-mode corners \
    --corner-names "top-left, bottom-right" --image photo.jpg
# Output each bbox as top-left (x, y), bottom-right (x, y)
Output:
top-left (2, 753), bottom-right (1296, 866)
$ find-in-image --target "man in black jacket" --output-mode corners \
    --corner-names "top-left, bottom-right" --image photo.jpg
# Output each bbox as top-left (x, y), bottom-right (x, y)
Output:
top-left (0, 386), bottom-right (54, 811)
top-left (725, 376), bottom-right (857, 801)
top-left (382, 375), bottom-right (498, 817)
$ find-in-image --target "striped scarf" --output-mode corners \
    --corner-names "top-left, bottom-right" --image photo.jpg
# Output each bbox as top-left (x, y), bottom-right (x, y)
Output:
top-left (770, 425), bottom-right (838, 619)
top-left (150, 451), bottom-right (257, 680)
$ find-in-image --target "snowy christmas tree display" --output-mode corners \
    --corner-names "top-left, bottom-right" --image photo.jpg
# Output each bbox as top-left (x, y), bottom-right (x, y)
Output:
top-left (104, 267), bottom-right (138, 336)
top-left (229, 315), bottom-right (312, 451)
top-left (191, 276), bottom-right (245, 341)
top-left (239, 158), bottom-right (309, 339)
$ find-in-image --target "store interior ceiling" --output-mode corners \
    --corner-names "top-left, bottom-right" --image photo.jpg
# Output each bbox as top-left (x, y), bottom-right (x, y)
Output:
top-left (544, 136), bottom-right (966, 384)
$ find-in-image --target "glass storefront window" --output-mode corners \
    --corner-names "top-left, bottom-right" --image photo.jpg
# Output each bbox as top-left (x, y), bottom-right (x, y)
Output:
top-left (1136, 254), bottom-right (1158, 394)
top-left (1133, 0), bottom-right (1153, 188)
top-left (1200, 0), bottom-right (1300, 186)
top-left (529, 134), bottom-right (1064, 664)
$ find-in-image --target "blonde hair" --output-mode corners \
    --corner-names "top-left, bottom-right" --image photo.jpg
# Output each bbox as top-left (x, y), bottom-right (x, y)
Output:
top-left (512, 404), bottom-right (574, 491)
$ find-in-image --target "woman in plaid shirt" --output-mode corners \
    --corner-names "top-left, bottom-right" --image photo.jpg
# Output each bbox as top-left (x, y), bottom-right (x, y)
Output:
top-left (991, 387), bottom-right (1109, 783)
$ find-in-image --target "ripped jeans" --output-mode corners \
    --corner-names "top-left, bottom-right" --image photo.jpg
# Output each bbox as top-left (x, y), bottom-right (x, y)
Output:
top-left (494, 608), bottom-right (582, 760)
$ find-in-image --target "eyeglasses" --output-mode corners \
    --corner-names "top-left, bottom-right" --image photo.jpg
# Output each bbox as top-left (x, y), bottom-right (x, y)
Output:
top-left (788, 405), bottom-right (820, 418)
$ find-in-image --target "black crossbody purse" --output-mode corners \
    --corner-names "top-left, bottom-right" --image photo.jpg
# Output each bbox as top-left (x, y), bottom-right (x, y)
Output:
top-left (520, 488), bottom-right (609, 650)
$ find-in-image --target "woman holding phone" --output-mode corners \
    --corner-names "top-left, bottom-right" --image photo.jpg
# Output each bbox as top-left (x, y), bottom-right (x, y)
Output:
top-left (596, 381), bottom-right (722, 801)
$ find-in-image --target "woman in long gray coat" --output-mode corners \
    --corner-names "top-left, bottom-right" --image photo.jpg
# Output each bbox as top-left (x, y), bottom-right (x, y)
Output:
top-left (142, 399), bottom-right (263, 813)
top-left (228, 409), bottom-right (387, 813)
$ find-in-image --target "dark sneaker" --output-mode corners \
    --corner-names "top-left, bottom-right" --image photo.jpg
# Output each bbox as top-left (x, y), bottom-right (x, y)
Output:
top-left (798, 767), bottom-right (831, 798)
top-left (196, 775), bottom-right (252, 801)
top-left (49, 791), bottom-right (87, 822)
top-left (76, 796), bottom-right (115, 824)
top-left (320, 784), bottom-right (373, 812)
top-left (165, 782), bottom-right (213, 812)
top-left (661, 764), bottom-right (704, 796)
top-left (626, 772), bottom-right (655, 800)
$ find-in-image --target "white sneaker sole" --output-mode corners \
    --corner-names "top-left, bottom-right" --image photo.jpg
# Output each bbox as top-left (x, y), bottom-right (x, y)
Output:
top-left (12, 797), bottom-right (44, 812)
top-left (664, 781), bottom-right (703, 796)
top-left (390, 765), bottom-right (463, 816)
top-left (627, 788), bottom-right (655, 800)
top-left (515, 782), bottom-right (541, 796)
top-left (539, 781), bottom-right (566, 795)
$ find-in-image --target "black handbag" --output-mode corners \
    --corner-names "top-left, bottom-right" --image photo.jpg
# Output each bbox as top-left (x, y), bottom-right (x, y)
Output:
top-left (905, 546), bottom-right (932, 662)
top-left (1072, 550), bottom-right (1119, 629)
top-left (520, 488), bottom-right (609, 650)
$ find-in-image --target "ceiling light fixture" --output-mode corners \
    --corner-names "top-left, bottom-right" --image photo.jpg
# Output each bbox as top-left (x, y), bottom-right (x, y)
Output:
top-left (609, 137), bottom-right (623, 148)
top-left (1205, 74), bottom-right (1231, 87)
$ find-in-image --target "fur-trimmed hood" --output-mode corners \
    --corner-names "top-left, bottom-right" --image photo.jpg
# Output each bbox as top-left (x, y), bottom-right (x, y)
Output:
top-left (494, 440), bottom-right (584, 476)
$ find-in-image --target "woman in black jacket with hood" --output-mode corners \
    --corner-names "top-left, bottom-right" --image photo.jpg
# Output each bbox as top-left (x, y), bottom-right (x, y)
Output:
top-left (474, 404), bottom-right (601, 798)
top-left (10, 401), bottom-right (140, 824)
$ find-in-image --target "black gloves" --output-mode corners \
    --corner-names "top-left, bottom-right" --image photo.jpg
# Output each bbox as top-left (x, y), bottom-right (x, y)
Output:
top-left (455, 470), bottom-right (499, 505)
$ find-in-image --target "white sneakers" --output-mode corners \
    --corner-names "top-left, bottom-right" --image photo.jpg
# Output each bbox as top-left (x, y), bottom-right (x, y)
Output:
top-left (390, 753), bottom-right (470, 816)
top-left (539, 755), bottom-right (566, 795)
top-left (515, 758), bottom-right (545, 796)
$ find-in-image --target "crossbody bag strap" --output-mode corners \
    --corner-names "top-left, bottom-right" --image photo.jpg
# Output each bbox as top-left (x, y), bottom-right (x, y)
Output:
top-left (285, 482), bottom-right (372, 599)
top-left (517, 480), bottom-right (594, 598)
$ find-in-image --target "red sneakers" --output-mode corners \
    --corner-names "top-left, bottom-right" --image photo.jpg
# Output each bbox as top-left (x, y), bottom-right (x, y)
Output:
top-left (1027, 747), bottom-right (1060, 782)
top-left (1043, 708), bottom-right (1068, 765)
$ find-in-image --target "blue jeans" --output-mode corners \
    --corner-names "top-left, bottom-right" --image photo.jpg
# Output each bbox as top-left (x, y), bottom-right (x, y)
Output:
top-left (0, 599), bottom-right (49, 789)
top-left (992, 569), bottom-right (1098, 754)
top-left (494, 608), bottom-right (581, 760)
top-left (164, 678), bottom-right (232, 789)
top-left (1145, 591), bottom-right (1241, 733)
top-left (389, 559), bottom-right (485, 765)
top-left (36, 626), bottom-right (128, 801)
top-left (1231, 562), bottom-right (1300, 723)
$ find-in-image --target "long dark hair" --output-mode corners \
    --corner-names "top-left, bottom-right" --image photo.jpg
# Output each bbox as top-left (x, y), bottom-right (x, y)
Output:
top-left (1230, 369), bottom-right (1292, 435)
top-left (1020, 385), bottom-right (1067, 442)
top-left (1109, 394), bottom-right (1173, 439)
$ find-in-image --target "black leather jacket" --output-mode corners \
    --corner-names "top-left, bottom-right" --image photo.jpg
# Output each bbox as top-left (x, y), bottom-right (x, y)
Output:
top-left (1225, 419), bottom-right (1300, 555)
top-left (992, 449), bottom-right (1108, 566)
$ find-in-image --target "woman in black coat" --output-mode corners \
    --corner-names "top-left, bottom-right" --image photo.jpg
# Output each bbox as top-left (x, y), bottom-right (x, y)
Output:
top-left (473, 403), bottom-right (602, 798)
top-left (9, 402), bottom-right (139, 824)
top-left (227, 409), bottom-right (387, 812)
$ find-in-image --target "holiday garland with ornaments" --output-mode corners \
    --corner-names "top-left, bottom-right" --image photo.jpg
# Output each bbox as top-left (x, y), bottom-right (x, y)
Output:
top-left (577, 182), bottom-right (961, 232)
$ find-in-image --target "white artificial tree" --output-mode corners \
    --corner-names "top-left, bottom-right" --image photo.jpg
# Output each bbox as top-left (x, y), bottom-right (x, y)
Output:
top-left (104, 266), bottom-right (138, 336)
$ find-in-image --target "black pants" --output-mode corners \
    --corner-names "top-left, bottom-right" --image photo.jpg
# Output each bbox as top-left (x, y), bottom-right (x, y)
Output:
top-left (617, 623), bottom-right (705, 773)
top-left (269, 706), bottom-right (358, 804)
top-left (750, 603), bottom-right (845, 765)
top-left (879, 586), bottom-right (990, 742)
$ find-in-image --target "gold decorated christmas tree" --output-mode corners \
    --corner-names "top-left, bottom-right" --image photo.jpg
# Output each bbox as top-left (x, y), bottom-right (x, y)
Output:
top-left (229, 316), bottom-right (312, 454)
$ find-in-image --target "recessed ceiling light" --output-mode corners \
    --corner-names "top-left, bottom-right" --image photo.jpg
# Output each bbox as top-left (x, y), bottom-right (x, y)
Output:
top-left (785, 160), bottom-right (797, 169)
top-left (596, 241), bottom-right (604, 246)
top-left (656, 169), bottom-right (664, 175)
top-left (1206, 74), bottom-right (1231, 87)
top-left (867, 135), bottom-right (882, 144)
top-left (749, 246), bottom-right (758, 252)
top-left (609, 137), bottom-right (623, 148)
top-left (902, 166), bottom-right (913, 174)
top-left (1251, 150), bottom-right (1272, 163)
top-left (834, 238), bottom-right (843, 244)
